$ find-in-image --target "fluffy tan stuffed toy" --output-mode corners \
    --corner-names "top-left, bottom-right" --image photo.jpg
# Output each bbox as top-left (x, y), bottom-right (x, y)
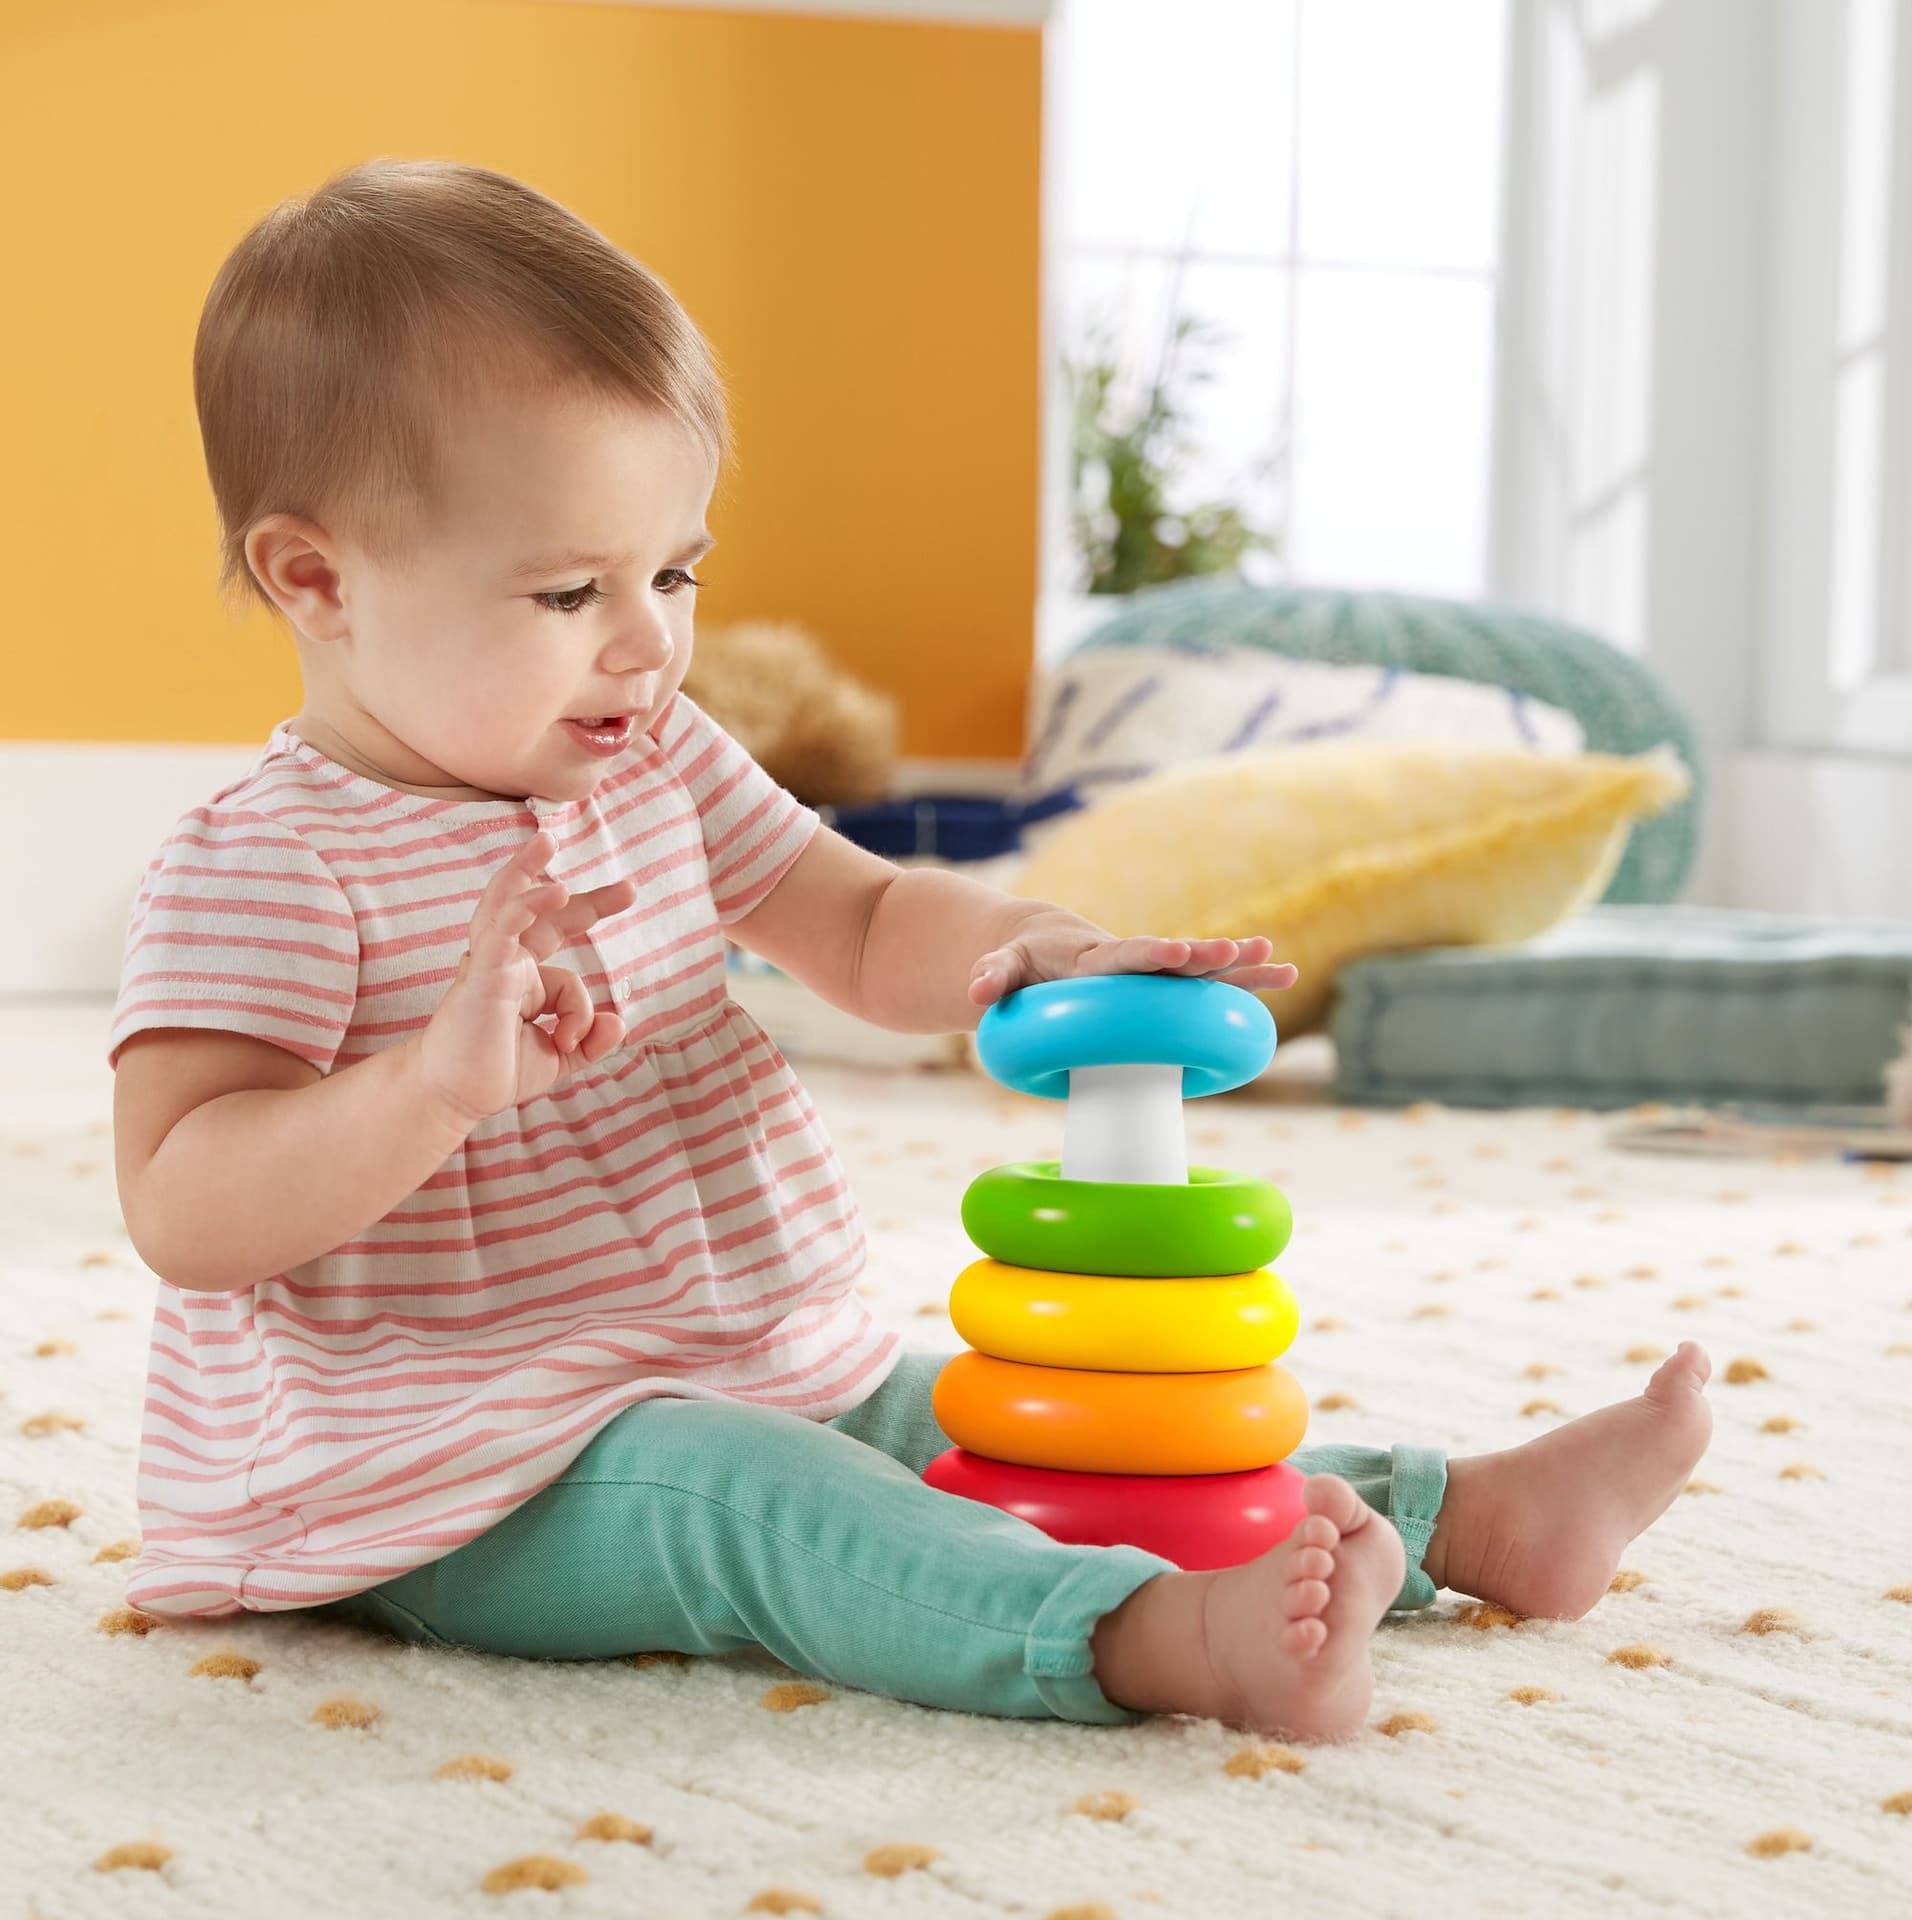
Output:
top-left (683, 619), bottom-right (899, 808)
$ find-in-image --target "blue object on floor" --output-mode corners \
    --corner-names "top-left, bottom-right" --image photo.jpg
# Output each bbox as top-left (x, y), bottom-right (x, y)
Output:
top-left (821, 787), bottom-right (1085, 862)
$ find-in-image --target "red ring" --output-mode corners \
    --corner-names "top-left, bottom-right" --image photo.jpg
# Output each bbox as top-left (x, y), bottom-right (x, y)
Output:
top-left (922, 1447), bottom-right (1309, 1570)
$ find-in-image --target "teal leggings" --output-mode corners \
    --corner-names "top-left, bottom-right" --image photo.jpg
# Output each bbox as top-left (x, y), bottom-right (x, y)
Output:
top-left (311, 1352), bottom-right (1447, 1726)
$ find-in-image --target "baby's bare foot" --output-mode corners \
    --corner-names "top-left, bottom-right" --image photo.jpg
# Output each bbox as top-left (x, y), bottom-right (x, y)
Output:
top-left (1426, 1342), bottom-right (1714, 1619)
top-left (1091, 1475), bottom-right (1404, 1741)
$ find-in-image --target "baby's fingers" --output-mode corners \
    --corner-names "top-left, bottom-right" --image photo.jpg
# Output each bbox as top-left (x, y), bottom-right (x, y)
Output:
top-left (529, 962), bottom-right (596, 1051)
top-left (470, 830), bottom-right (562, 965)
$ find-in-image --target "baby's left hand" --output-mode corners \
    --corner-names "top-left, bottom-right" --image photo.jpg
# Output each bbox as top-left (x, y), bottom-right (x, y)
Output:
top-left (967, 910), bottom-right (1300, 1007)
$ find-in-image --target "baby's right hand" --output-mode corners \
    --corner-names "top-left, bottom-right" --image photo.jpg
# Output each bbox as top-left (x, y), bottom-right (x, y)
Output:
top-left (415, 829), bottom-right (640, 1128)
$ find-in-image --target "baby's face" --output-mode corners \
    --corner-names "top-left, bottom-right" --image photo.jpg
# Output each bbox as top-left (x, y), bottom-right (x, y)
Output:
top-left (299, 390), bottom-right (716, 804)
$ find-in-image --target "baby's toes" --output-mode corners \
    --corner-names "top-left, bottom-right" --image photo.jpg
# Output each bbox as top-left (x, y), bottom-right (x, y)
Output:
top-left (1301, 1473), bottom-right (1364, 1534)
top-left (1288, 1543), bottom-right (1336, 1589)
top-left (1288, 1513), bottom-right (1341, 1556)
top-left (1280, 1614), bottom-right (1329, 1659)
top-left (1282, 1576), bottom-right (1332, 1622)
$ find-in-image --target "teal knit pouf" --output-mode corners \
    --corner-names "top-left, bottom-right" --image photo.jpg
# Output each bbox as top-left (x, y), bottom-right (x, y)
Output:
top-left (1067, 578), bottom-right (1702, 905)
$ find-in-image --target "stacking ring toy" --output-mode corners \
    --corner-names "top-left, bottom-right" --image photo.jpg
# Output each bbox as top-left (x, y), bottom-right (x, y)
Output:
top-left (949, 1259), bottom-right (1298, 1372)
top-left (962, 1163), bottom-right (1292, 1278)
top-left (923, 1451), bottom-right (1310, 1572)
top-left (932, 1351), bottom-right (1308, 1475)
top-left (980, 975), bottom-right (1278, 1187)
top-left (977, 976), bottom-right (1276, 1098)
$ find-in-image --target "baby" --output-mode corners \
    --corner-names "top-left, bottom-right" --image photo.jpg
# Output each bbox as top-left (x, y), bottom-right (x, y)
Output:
top-left (110, 159), bottom-right (1715, 1742)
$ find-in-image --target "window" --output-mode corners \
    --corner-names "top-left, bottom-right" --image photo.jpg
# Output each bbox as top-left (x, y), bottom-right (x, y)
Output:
top-left (1046, 0), bottom-right (1511, 613)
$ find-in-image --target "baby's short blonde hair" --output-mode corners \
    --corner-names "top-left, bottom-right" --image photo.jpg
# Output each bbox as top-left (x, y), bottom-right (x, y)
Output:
top-left (194, 156), bottom-right (729, 620)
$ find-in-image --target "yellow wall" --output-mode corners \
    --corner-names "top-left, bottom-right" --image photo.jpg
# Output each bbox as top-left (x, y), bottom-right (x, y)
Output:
top-left (0, 0), bottom-right (1042, 760)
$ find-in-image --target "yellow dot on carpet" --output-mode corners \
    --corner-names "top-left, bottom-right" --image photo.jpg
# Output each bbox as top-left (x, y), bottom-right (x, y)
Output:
top-left (1048, 1906), bottom-right (1118, 1920)
top-left (1850, 1233), bottom-right (1882, 1248)
top-left (1224, 1744), bottom-right (1305, 1777)
top-left (1775, 1240), bottom-right (1807, 1257)
top-left (1609, 1569), bottom-right (1649, 1592)
top-left (1311, 1316), bottom-right (1347, 1333)
top-left (1740, 1609), bottom-right (1802, 1636)
top-left (1412, 1304), bottom-right (1450, 1321)
top-left (1508, 1686), bottom-right (1560, 1705)
top-left (312, 1695), bottom-right (381, 1730)
top-left (80, 1249), bottom-right (118, 1267)
top-left (1595, 1209), bottom-right (1626, 1223)
top-left (190, 1652), bottom-right (260, 1683)
top-left (1521, 1399), bottom-right (1563, 1418)
top-left (1702, 1254), bottom-right (1735, 1269)
top-left (1684, 1479), bottom-right (1722, 1496)
top-left (1715, 1191), bottom-right (1749, 1205)
top-left (1522, 1362), bottom-right (1561, 1380)
top-left (864, 1844), bottom-right (938, 1877)
top-left (1672, 1295), bottom-right (1707, 1311)
top-left (481, 1856), bottom-right (588, 1894)
top-left (915, 1301), bottom-right (945, 1316)
top-left (97, 1606), bottom-right (162, 1636)
top-left (1882, 1791), bottom-right (1912, 1816)
top-left (1072, 1790), bottom-right (1136, 1821)
top-left (1779, 1464), bottom-right (1825, 1481)
top-left (1568, 1186), bottom-right (1603, 1201)
top-left (1625, 1345), bottom-right (1666, 1364)
top-left (2, 1566), bottom-right (55, 1591)
top-left (94, 1841), bottom-right (173, 1873)
top-left (1887, 1586), bottom-right (1912, 1603)
top-left (32, 1339), bottom-right (76, 1358)
top-left (1530, 1287), bottom-right (1562, 1301)
top-left (1544, 1158), bottom-right (1576, 1173)
top-left (1417, 1176), bottom-right (1447, 1191)
top-left (1746, 1829), bottom-right (1812, 1858)
top-left (575, 1811), bottom-right (651, 1844)
top-left (1717, 1285), bottom-right (1745, 1299)
top-left (438, 1754), bottom-right (513, 1782)
top-left (1425, 1269), bottom-right (1457, 1284)
top-left (1607, 1644), bottom-right (1670, 1669)
top-left (1475, 1256), bottom-right (1507, 1272)
top-left (747, 1891), bottom-right (822, 1915)
top-left (1786, 1318), bottom-right (1818, 1333)
top-left (1760, 1415), bottom-right (1803, 1434)
top-left (21, 1489), bottom-right (83, 1520)
top-left (1457, 1603), bottom-right (1523, 1630)
top-left (1624, 1264), bottom-right (1659, 1281)
top-left (1725, 1357), bottom-right (1770, 1384)
top-left (1316, 1392), bottom-right (1359, 1412)
top-left (1375, 1711), bottom-right (1438, 1736)
top-left (632, 1649), bottom-right (690, 1666)
top-left (1473, 1143), bottom-right (1503, 1159)
top-left (20, 1412), bottom-right (85, 1437)
top-left (93, 1538), bottom-right (140, 1562)
top-left (761, 1682), bottom-right (832, 1713)
top-left (1515, 1217), bottom-right (1541, 1232)
top-left (95, 1308), bottom-right (131, 1322)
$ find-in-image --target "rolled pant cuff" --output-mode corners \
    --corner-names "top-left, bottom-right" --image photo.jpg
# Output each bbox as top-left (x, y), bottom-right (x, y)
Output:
top-left (1388, 1443), bottom-right (1448, 1612)
top-left (1022, 1543), bottom-right (1182, 1725)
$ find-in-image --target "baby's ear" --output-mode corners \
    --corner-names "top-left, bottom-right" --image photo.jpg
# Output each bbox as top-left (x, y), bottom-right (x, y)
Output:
top-left (245, 514), bottom-right (350, 638)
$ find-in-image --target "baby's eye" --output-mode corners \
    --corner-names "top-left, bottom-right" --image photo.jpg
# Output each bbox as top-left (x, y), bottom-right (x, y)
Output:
top-left (532, 571), bottom-right (704, 616)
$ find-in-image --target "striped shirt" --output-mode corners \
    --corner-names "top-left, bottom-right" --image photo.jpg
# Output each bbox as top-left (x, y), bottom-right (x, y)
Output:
top-left (107, 692), bottom-right (901, 1617)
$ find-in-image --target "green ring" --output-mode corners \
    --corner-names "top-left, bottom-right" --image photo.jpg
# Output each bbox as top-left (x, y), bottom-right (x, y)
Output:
top-left (961, 1162), bottom-right (1293, 1278)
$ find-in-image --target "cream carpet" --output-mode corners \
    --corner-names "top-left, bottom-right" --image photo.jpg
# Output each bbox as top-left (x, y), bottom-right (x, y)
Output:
top-left (5, 1001), bottom-right (1911, 1920)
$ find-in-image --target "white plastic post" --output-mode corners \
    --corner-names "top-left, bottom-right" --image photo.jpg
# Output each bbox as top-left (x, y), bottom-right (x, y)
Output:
top-left (1060, 1063), bottom-right (1188, 1184)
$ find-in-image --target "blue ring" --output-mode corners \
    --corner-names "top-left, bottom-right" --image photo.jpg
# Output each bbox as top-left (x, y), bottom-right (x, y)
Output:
top-left (975, 975), bottom-right (1277, 1100)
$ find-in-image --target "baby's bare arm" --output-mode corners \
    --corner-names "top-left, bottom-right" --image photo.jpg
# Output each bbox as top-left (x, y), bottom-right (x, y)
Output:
top-left (117, 829), bottom-right (639, 1295)
top-left (116, 1030), bottom-right (477, 1294)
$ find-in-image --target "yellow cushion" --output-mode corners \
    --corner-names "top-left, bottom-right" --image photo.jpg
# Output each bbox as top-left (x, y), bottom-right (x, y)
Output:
top-left (1014, 743), bottom-right (1691, 1034)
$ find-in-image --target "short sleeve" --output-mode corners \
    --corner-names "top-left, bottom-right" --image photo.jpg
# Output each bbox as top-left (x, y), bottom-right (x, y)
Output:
top-left (107, 806), bottom-right (361, 1073)
top-left (652, 691), bottom-right (822, 925)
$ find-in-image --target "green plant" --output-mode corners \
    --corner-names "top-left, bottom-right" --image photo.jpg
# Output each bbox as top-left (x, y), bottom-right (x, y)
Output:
top-left (1064, 302), bottom-right (1282, 595)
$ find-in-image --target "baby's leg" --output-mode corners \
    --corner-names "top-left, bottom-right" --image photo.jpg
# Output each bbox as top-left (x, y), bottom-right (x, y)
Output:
top-left (314, 1373), bottom-right (1392, 1738)
top-left (829, 1352), bottom-right (1407, 1740)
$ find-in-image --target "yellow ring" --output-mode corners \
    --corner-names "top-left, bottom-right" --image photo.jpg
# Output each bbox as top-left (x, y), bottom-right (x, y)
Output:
top-left (949, 1259), bottom-right (1298, 1373)
top-left (932, 1352), bottom-right (1308, 1475)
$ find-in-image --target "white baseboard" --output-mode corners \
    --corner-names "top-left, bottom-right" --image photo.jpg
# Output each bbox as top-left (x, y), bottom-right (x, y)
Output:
top-left (1726, 750), bottom-right (1912, 919)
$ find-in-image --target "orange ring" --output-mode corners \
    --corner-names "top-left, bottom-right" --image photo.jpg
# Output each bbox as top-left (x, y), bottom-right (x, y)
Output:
top-left (931, 1351), bottom-right (1308, 1475)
